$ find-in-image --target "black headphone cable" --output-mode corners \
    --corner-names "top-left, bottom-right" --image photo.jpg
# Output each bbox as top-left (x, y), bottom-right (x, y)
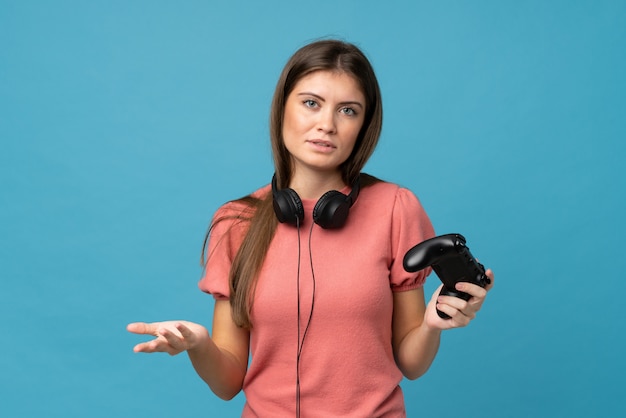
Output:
top-left (296, 220), bottom-right (316, 418)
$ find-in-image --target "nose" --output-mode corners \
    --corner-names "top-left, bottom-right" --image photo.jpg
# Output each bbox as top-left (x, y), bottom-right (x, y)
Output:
top-left (316, 108), bottom-right (337, 134)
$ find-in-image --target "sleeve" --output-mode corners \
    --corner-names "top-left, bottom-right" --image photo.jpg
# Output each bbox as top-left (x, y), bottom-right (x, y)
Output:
top-left (389, 187), bottom-right (436, 292)
top-left (198, 202), bottom-right (250, 300)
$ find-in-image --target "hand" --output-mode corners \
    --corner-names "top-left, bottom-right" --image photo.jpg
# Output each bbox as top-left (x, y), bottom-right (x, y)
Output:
top-left (425, 269), bottom-right (495, 330)
top-left (127, 320), bottom-right (209, 356)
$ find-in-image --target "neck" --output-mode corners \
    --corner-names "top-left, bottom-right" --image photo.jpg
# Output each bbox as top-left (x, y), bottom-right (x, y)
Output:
top-left (289, 169), bottom-right (345, 200)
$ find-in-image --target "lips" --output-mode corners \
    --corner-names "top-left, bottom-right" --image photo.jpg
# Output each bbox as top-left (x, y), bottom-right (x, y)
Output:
top-left (307, 139), bottom-right (336, 149)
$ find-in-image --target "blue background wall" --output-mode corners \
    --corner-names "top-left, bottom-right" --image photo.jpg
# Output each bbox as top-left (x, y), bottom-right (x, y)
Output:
top-left (1, 1), bottom-right (624, 416)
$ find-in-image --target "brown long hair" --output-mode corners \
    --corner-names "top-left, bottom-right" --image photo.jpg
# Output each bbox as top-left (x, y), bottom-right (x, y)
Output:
top-left (203, 39), bottom-right (384, 328)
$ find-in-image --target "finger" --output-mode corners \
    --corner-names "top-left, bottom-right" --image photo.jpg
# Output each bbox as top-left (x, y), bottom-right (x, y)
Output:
top-left (175, 322), bottom-right (193, 337)
top-left (175, 323), bottom-right (199, 344)
top-left (455, 282), bottom-right (487, 299)
top-left (158, 327), bottom-right (187, 352)
top-left (127, 322), bottom-right (159, 336)
top-left (436, 302), bottom-right (471, 327)
top-left (437, 296), bottom-right (468, 313)
top-left (485, 269), bottom-right (495, 290)
top-left (434, 302), bottom-right (456, 321)
top-left (441, 293), bottom-right (482, 320)
top-left (430, 284), bottom-right (444, 303)
top-left (133, 341), bottom-right (153, 353)
top-left (133, 337), bottom-right (166, 353)
top-left (454, 291), bottom-right (484, 314)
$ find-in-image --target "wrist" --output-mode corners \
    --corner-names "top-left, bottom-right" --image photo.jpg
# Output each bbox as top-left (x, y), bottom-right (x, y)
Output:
top-left (422, 314), bottom-right (445, 334)
top-left (187, 328), bottom-right (211, 355)
top-left (423, 321), bottom-right (443, 335)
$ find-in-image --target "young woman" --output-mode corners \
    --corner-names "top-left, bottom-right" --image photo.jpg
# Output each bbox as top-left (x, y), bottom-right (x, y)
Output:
top-left (127, 39), bottom-right (494, 417)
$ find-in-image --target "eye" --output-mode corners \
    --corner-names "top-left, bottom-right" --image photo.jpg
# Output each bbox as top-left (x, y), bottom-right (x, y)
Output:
top-left (303, 99), bottom-right (318, 108)
top-left (340, 107), bottom-right (357, 116)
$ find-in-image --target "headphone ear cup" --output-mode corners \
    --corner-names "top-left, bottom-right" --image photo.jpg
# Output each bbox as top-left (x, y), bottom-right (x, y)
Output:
top-left (273, 187), bottom-right (304, 225)
top-left (313, 190), bottom-right (350, 229)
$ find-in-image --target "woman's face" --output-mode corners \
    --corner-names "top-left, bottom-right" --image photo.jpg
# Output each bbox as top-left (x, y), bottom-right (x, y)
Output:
top-left (282, 70), bottom-right (366, 179)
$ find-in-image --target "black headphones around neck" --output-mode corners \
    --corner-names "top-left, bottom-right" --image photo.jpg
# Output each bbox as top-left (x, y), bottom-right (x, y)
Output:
top-left (271, 174), bottom-right (360, 229)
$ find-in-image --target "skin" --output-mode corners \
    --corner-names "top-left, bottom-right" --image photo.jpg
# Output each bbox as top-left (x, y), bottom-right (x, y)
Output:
top-left (392, 274), bottom-right (494, 380)
top-left (281, 70), bottom-right (365, 198)
top-left (127, 69), bottom-right (495, 399)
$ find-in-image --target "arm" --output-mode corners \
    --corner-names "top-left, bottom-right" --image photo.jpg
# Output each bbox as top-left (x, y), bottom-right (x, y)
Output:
top-left (127, 299), bottom-right (249, 400)
top-left (392, 287), bottom-right (441, 380)
top-left (392, 269), bottom-right (495, 380)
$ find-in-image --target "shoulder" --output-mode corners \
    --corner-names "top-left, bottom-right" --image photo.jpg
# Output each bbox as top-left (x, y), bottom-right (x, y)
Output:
top-left (357, 174), bottom-right (431, 233)
top-left (213, 184), bottom-right (271, 219)
top-left (359, 174), bottom-right (422, 207)
top-left (208, 183), bottom-right (271, 239)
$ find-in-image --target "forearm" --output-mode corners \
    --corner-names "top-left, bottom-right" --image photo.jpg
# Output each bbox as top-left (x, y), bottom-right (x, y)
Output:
top-left (395, 322), bottom-right (441, 380)
top-left (187, 334), bottom-right (246, 400)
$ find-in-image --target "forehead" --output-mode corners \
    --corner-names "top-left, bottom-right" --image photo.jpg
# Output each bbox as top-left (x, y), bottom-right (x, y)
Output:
top-left (290, 70), bottom-right (365, 99)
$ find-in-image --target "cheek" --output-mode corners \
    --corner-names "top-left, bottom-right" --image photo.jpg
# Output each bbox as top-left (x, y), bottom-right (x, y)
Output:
top-left (344, 121), bottom-right (364, 148)
top-left (282, 107), bottom-right (303, 140)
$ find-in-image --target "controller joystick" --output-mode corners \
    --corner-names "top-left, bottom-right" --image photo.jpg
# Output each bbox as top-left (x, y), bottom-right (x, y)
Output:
top-left (403, 234), bottom-right (490, 319)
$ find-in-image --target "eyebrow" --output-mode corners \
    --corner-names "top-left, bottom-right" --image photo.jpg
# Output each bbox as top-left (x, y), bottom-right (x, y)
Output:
top-left (297, 92), bottom-right (364, 109)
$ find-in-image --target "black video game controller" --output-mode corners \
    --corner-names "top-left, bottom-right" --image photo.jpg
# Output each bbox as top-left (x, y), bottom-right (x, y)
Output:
top-left (403, 233), bottom-right (490, 319)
